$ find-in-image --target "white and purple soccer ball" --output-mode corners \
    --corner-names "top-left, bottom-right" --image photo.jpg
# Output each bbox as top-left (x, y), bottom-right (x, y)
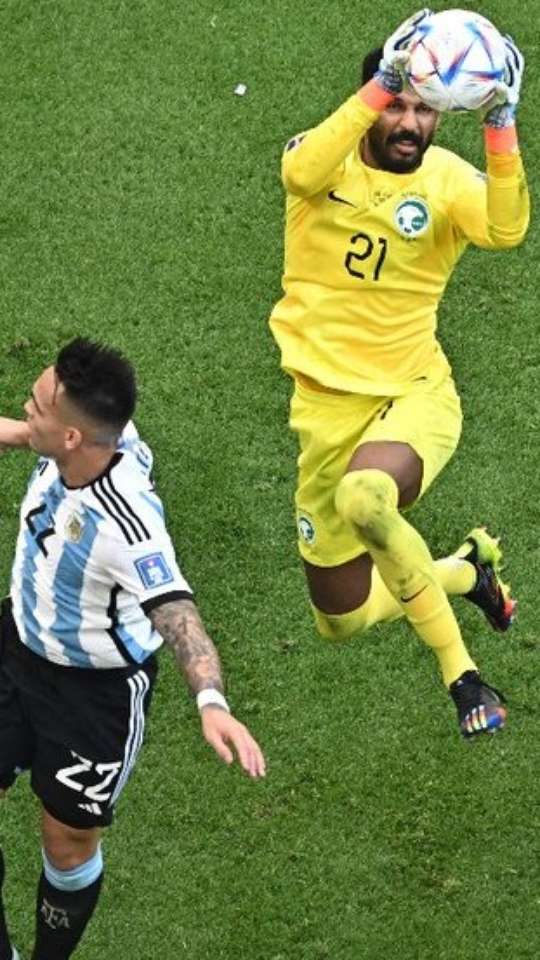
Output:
top-left (405, 9), bottom-right (507, 112)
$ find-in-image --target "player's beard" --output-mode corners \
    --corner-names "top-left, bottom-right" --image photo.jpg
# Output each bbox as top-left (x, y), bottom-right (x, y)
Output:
top-left (365, 128), bottom-right (434, 174)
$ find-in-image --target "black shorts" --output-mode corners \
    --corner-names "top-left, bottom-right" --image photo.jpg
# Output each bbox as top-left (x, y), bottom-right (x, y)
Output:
top-left (0, 599), bottom-right (157, 829)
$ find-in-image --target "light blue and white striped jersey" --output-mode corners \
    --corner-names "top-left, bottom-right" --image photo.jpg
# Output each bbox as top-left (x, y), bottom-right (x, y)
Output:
top-left (11, 423), bottom-right (193, 668)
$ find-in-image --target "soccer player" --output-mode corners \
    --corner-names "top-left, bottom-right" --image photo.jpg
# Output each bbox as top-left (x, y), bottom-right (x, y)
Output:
top-left (269, 9), bottom-right (529, 738)
top-left (0, 339), bottom-right (266, 960)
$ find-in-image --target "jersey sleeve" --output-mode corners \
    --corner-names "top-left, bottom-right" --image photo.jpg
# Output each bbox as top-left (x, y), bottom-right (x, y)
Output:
top-left (282, 93), bottom-right (383, 198)
top-left (92, 479), bottom-right (194, 613)
top-left (448, 151), bottom-right (529, 250)
top-left (104, 531), bottom-right (194, 614)
top-left (91, 444), bottom-right (194, 613)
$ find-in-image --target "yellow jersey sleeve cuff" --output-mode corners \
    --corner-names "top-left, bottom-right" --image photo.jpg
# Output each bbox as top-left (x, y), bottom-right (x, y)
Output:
top-left (486, 149), bottom-right (522, 180)
top-left (358, 79), bottom-right (395, 114)
top-left (484, 125), bottom-right (518, 155)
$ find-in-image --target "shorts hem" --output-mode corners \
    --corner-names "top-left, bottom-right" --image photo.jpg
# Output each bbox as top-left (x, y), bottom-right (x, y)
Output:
top-left (298, 544), bottom-right (368, 568)
top-left (39, 796), bottom-right (114, 830)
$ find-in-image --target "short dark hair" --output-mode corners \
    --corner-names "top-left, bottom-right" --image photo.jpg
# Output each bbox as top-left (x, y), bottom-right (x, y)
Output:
top-left (362, 47), bottom-right (383, 85)
top-left (55, 337), bottom-right (136, 435)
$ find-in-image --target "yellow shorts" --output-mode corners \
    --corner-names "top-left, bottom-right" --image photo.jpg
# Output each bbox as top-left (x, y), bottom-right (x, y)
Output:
top-left (289, 374), bottom-right (462, 567)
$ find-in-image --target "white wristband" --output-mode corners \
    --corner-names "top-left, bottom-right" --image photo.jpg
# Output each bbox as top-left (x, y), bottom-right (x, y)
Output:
top-left (196, 689), bottom-right (230, 713)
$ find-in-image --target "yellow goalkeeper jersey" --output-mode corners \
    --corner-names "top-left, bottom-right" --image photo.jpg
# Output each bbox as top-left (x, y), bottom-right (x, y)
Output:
top-left (269, 94), bottom-right (529, 395)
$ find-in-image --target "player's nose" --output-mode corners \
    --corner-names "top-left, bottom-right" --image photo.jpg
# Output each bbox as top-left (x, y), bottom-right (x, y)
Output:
top-left (400, 108), bottom-right (422, 134)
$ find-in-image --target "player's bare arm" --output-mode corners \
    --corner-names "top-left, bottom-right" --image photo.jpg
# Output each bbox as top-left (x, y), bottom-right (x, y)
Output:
top-left (150, 597), bottom-right (223, 694)
top-left (150, 599), bottom-right (266, 778)
top-left (0, 417), bottom-right (30, 451)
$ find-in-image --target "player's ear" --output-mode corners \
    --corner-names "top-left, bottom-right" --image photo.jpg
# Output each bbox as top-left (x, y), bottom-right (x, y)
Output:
top-left (64, 426), bottom-right (83, 452)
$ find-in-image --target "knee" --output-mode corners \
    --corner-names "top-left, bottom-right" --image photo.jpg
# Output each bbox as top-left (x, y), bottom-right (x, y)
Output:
top-left (42, 843), bottom-right (104, 893)
top-left (335, 469), bottom-right (398, 542)
top-left (312, 603), bottom-right (370, 641)
top-left (42, 822), bottom-right (101, 872)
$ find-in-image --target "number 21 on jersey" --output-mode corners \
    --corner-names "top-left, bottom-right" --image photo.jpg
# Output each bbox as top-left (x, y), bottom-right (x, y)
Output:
top-left (345, 231), bottom-right (388, 281)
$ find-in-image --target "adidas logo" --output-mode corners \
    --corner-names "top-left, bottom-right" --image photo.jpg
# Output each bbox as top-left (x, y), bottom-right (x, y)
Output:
top-left (77, 802), bottom-right (102, 816)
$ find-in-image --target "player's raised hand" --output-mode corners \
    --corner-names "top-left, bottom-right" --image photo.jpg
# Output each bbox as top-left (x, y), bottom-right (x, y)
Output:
top-left (483, 35), bottom-right (524, 128)
top-left (500, 35), bottom-right (524, 108)
top-left (200, 707), bottom-right (266, 779)
top-left (378, 9), bottom-right (433, 93)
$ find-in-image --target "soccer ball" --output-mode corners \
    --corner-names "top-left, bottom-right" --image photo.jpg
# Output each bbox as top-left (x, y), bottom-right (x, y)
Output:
top-left (405, 9), bottom-right (507, 112)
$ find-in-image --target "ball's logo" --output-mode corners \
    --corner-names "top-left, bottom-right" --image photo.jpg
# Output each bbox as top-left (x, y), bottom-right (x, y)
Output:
top-left (297, 514), bottom-right (316, 545)
top-left (394, 197), bottom-right (430, 238)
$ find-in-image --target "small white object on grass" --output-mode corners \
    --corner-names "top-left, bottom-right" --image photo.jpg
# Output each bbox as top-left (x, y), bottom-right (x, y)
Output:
top-left (234, 83), bottom-right (247, 96)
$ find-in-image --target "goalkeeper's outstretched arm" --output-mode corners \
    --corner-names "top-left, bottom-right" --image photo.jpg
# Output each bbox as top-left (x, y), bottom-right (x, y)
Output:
top-left (282, 9), bottom-right (432, 197)
top-left (450, 34), bottom-right (529, 249)
top-left (282, 83), bottom-right (394, 198)
top-left (483, 129), bottom-right (529, 249)
top-left (483, 37), bottom-right (529, 248)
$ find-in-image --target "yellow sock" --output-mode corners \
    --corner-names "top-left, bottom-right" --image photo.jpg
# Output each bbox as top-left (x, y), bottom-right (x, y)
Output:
top-left (335, 470), bottom-right (477, 686)
top-left (361, 565), bottom-right (402, 625)
top-left (363, 556), bottom-right (477, 624)
top-left (435, 556), bottom-right (477, 595)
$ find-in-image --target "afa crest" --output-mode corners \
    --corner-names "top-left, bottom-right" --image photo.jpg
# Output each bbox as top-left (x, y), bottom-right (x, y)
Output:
top-left (65, 511), bottom-right (84, 543)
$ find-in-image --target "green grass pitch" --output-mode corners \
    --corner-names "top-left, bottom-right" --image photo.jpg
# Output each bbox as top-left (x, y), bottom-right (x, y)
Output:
top-left (0, 1), bottom-right (539, 957)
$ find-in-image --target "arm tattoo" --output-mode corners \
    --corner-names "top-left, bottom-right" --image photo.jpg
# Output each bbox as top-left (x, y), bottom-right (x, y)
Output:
top-left (150, 599), bottom-right (224, 696)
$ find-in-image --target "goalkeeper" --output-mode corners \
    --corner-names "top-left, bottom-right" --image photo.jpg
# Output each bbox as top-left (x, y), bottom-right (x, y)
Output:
top-left (269, 9), bottom-right (529, 737)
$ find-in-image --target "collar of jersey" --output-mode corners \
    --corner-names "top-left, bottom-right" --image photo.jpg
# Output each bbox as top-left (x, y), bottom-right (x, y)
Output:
top-left (59, 450), bottom-right (124, 491)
